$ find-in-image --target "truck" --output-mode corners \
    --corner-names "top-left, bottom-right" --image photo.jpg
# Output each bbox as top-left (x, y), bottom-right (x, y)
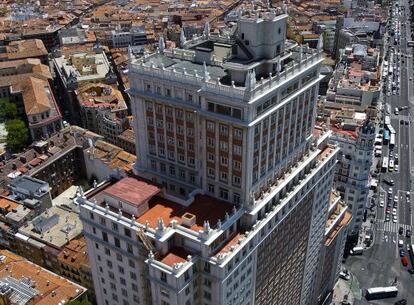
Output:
top-left (350, 246), bottom-right (364, 255)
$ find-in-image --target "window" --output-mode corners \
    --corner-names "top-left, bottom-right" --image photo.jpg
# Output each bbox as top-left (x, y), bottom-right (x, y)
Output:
top-left (128, 259), bottom-right (135, 268)
top-left (89, 212), bottom-right (94, 220)
top-left (207, 137), bottom-right (215, 147)
top-left (233, 193), bottom-right (241, 204)
top-left (220, 156), bottom-right (228, 166)
top-left (220, 188), bottom-right (229, 200)
top-left (220, 171), bottom-right (228, 182)
top-left (233, 145), bottom-right (242, 156)
top-left (207, 121), bottom-right (215, 131)
top-left (207, 167), bottom-right (215, 178)
top-left (112, 222), bottom-right (118, 232)
top-left (169, 166), bottom-right (176, 176)
top-left (114, 237), bottom-right (121, 248)
top-left (100, 217), bottom-right (106, 226)
top-left (127, 243), bottom-right (133, 254)
top-left (102, 232), bottom-right (108, 242)
top-left (208, 184), bottom-right (215, 193)
top-left (116, 253), bottom-right (123, 262)
top-left (233, 175), bottom-right (241, 186)
top-left (161, 272), bottom-right (167, 282)
top-left (208, 153), bottom-right (215, 162)
top-left (219, 124), bottom-right (229, 135)
top-left (234, 160), bottom-right (241, 170)
top-left (107, 260), bottom-right (113, 268)
top-left (129, 270), bottom-right (137, 280)
top-left (234, 129), bottom-right (242, 139)
top-left (150, 160), bottom-right (157, 169)
top-left (219, 141), bottom-right (228, 152)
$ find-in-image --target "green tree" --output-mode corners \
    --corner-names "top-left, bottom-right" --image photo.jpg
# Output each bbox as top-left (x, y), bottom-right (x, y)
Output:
top-left (5, 119), bottom-right (29, 153)
top-left (0, 99), bottom-right (17, 121)
top-left (66, 300), bottom-right (93, 305)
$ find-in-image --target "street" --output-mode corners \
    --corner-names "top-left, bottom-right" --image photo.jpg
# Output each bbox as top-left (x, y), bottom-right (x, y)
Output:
top-left (343, 0), bottom-right (414, 303)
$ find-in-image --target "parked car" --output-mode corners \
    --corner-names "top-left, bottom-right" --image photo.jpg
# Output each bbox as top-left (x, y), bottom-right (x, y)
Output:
top-left (406, 229), bottom-right (411, 237)
top-left (399, 227), bottom-right (404, 235)
top-left (401, 257), bottom-right (408, 266)
top-left (400, 249), bottom-right (405, 257)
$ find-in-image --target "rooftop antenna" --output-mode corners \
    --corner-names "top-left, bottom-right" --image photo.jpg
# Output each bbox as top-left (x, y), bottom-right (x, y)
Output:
top-left (204, 21), bottom-right (210, 38)
top-left (158, 36), bottom-right (165, 54)
top-left (180, 28), bottom-right (186, 47)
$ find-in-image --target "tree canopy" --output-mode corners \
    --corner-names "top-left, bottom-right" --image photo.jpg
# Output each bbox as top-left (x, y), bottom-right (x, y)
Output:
top-left (5, 119), bottom-right (29, 153)
top-left (0, 99), bottom-right (17, 121)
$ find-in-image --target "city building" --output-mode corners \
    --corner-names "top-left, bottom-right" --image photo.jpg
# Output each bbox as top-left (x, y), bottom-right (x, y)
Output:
top-left (0, 126), bottom-right (134, 198)
top-left (76, 83), bottom-right (129, 145)
top-left (313, 191), bottom-right (352, 304)
top-left (83, 139), bottom-right (135, 182)
top-left (326, 44), bottom-right (380, 110)
top-left (58, 27), bottom-right (97, 46)
top-left (53, 44), bottom-right (117, 124)
top-left (0, 59), bottom-right (63, 140)
top-left (80, 6), bottom-right (349, 305)
top-left (8, 175), bottom-right (52, 213)
top-left (0, 249), bottom-right (87, 305)
top-left (331, 118), bottom-right (375, 237)
top-left (109, 27), bottom-right (148, 48)
top-left (15, 205), bottom-right (83, 272)
top-left (0, 39), bottom-right (48, 63)
top-left (57, 235), bottom-right (95, 301)
top-left (117, 128), bottom-right (136, 154)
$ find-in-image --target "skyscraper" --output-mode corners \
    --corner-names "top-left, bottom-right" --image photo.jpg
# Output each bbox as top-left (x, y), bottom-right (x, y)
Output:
top-left (79, 6), bottom-right (348, 305)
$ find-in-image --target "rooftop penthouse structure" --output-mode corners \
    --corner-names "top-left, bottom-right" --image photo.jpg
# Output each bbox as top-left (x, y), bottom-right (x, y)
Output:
top-left (81, 6), bottom-right (350, 305)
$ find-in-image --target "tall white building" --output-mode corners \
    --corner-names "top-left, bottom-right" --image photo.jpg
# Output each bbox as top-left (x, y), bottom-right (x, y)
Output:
top-left (331, 120), bottom-right (375, 236)
top-left (79, 6), bottom-right (349, 305)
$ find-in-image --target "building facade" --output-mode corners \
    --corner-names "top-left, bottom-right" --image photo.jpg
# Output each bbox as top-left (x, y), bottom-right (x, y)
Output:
top-left (80, 6), bottom-right (349, 305)
top-left (332, 120), bottom-right (375, 237)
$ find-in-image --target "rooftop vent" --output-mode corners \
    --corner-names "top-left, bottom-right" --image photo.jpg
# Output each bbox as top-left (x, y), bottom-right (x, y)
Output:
top-left (181, 213), bottom-right (196, 228)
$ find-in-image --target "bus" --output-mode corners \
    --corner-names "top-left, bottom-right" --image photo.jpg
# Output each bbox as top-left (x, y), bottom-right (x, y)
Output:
top-left (365, 286), bottom-right (398, 300)
top-left (383, 130), bottom-right (390, 144)
top-left (382, 156), bottom-right (389, 172)
top-left (389, 159), bottom-right (395, 172)
top-left (408, 40), bottom-right (414, 47)
top-left (390, 133), bottom-right (396, 148)
top-left (409, 244), bottom-right (414, 267)
top-left (385, 116), bottom-right (391, 125)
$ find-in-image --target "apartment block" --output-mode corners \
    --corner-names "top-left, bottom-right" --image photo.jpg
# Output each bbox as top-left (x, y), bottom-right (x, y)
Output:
top-left (81, 6), bottom-right (350, 305)
top-left (0, 250), bottom-right (87, 305)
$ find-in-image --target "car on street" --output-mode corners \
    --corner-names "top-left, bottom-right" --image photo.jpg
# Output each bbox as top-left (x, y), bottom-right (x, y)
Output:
top-left (408, 269), bottom-right (414, 275)
top-left (400, 249), bottom-right (405, 257)
top-left (406, 229), bottom-right (411, 237)
top-left (388, 188), bottom-right (393, 194)
top-left (399, 227), bottom-right (404, 234)
top-left (398, 239), bottom-right (404, 247)
top-left (401, 257), bottom-right (408, 266)
top-left (392, 208), bottom-right (397, 215)
top-left (385, 214), bottom-right (390, 221)
top-left (379, 200), bottom-right (385, 207)
top-left (394, 195), bottom-right (398, 202)
top-left (395, 299), bottom-right (407, 305)
top-left (339, 271), bottom-right (350, 281)
top-left (385, 177), bottom-right (395, 185)
top-left (395, 164), bottom-right (399, 172)
top-left (393, 215), bottom-right (398, 223)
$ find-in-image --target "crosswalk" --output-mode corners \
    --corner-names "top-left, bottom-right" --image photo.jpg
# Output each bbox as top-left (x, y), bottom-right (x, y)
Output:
top-left (375, 219), bottom-right (412, 233)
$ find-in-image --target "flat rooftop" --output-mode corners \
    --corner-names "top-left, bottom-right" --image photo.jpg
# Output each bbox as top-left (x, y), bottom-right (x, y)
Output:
top-left (19, 206), bottom-right (82, 248)
top-left (160, 247), bottom-right (189, 267)
top-left (103, 176), bottom-right (160, 207)
top-left (9, 175), bottom-right (47, 193)
top-left (137, 194), bottom-right (234, 231)
top-left (89, 176), bottom-right (235, 232)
